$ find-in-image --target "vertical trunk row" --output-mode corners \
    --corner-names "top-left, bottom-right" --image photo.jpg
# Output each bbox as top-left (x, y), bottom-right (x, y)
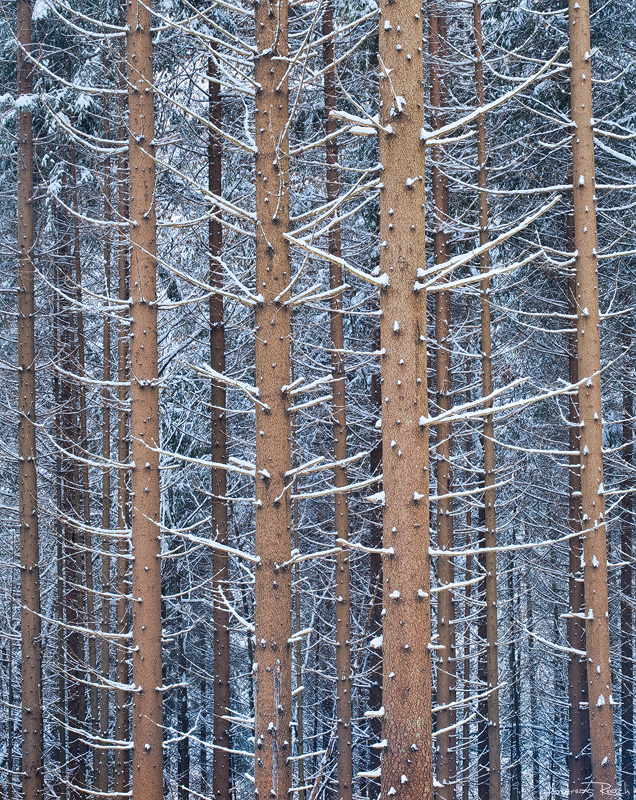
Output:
top-left (252, 0), bottom-right (293, 795)
top-left (17, 1), bottom-right (44, 794)
top-left (377, 0), bottom-right (432, 795)
top-left (428, 5), bottom-right (456, 796)
top-left (472, 3), bottom-right (500, 796)
top-left (568, 0), bottom-right (617, 795)
top-left (566, 205), bottom-right (591, 795)
top-left (208, 56), bottom-right (232, 800)
top-left (322, 6), bottom-right (353, 800)
top-left (126, 0), bottom-right (164, 793)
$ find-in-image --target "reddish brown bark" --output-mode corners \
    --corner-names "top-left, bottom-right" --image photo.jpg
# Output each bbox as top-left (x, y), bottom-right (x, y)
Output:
top-left (16, 0), bottom-right (44, 794)
top-left (253, 0), bottom-right (293, 795)
top-left (126, 0), bottom-right (164, 793)
top-left (377, 0), bottom-right (433, 794)
top-left (568, 0), bottom-right (617, 795)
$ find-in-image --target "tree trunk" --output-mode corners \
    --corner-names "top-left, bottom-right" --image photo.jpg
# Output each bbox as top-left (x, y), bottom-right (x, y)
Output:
top-left (566, 203), bottom-right (591, 796)
top-left (322, 6), bottom-right (353, 799)
top-left (253, 0), bottom-right (293, 795)
top-left (208, 56), bottom-right (232, 800)
top-left (126, 0), bottom-right (164, 793)
top-left (428, 5), bottom-right (456, 796)
top-left (377, 0), bottom-right (433, 795)
top-left (16, 0), bottom-right (44, 794)
top-left (568, 0), bottom-right (618, 794)
top-left (472, 3), bottom-right (500, 796)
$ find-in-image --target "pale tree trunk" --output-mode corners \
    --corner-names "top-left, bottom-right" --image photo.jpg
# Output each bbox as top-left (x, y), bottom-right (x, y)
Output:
top-left (126, 0), bottom-right (164, 793)
top-left (566, 204), bottom-right (591, 795)
top-left (16, 0), bottom-right (44, 794)
top-left (377, 0), bottom-right (432, 795)
top-left (322, 5), bottom-right (353, 799)
top-left (428, 5), bottom-right (456, 796)
top-left (568, 0), bottom-right (618, 794)
top-left (253, 0), bottom-right (293, 795)
top-left (472, 3), bottom-right (500, 795)
top-left (208, 57), bottom-right (232, 800)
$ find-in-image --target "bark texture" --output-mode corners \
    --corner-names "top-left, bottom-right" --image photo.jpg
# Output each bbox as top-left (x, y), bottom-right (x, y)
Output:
top-left (17, 0), bottom-right (44, 794)
top-left (377, 0), bottom-right (432, 795)
top-left (126, 0), bottom-right (164, 794)
top-left (568, 0), bottom-right (617, 794)
top-left (253, 0), bottom-right (293, 795)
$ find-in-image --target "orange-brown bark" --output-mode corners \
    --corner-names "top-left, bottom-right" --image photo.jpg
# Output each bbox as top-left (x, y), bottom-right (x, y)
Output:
top-left (126, 0), bottom-right (164, 793)
top-left (568, 0), bottom-right (617, 794)
top-left (253, 0), bottom-right (293, 795)
top-left (377, 0), bottom-right (432, 795)
top-left (17, 1), bottom-right (44, 794)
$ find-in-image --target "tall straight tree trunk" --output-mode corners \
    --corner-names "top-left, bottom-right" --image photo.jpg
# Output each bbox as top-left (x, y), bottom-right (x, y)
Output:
top-left (568, 0), bottom-right (617, 794)
top-left (620, 333), bottom-right (633, 800)
top-left (208, 56), bottom-right (232, 800)
top-left (566, 204), bottom-right (591, 795)
top-left (473, 3), bottom-right (500, 796)
top-left (126, 0), bottom-right (164, 794)
top-left (16, 0), bottom-right (44, 794)
top-left (428, 5), bottom-right (456, 796)
top-left (252, 0), bottom-right (293, 795)
top-left (322, 6), bottom-right (353, 799)
top-left (98, 118), bottom-right (113, 798)
top-left (377, 0), bottom-right (432, 795)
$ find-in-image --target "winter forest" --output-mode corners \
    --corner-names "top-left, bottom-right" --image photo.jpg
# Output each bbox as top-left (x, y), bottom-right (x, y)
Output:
top-left (2, 0), bottom-right (636, 795)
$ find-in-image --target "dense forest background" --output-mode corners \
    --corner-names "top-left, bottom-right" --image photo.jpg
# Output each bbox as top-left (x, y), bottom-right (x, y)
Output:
top-left (0, 0), bottom-right (635, 797)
